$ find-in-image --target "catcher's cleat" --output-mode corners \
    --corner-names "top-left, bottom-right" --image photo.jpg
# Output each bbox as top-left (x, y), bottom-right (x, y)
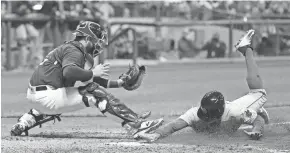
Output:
top-left (138, 111), bottom-right (151, 119)
top-left (11, 113), bottom-right (61, 136)
top-left (22, 115), bottom-right (61, 136)
top-left (10, 113), bottom-right (37, 136)
top-left (133, 118), bottom-right (164, 139)
top-left (11, 122), bottom-right (27, 136)
top-left (235, 29), bottom-right (255, 56)
top-left (258, 107), bottom-right (270, 124)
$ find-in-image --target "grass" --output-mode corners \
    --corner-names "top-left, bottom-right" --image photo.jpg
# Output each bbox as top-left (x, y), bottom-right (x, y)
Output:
top-left (2, 60), bottom-right (290, 122)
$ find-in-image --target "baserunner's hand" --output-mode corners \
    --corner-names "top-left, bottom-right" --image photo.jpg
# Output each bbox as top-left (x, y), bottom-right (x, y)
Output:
top-left (92, 63), bottom-right (110, 78)
top-left (137, 132), bottom-right (161, 143)
top-left (243, 130), bottom-right (263, 140)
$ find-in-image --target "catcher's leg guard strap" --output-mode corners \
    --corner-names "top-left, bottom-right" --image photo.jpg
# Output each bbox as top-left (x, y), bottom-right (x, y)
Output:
top-left (79, 82), bottom-right (143, 128)
top-left (97, 94), bottom-right (143, 128)
top-left (78, 82), bottom-right (108, 107)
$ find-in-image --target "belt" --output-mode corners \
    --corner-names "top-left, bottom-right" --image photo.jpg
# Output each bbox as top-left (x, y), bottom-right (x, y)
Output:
top-left (29, 84), bottom-right (55, 92)
top-left (35, 86), bottom-right (48, 91)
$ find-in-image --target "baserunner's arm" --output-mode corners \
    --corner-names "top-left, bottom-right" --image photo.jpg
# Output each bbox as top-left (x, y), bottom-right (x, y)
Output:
top-left (139, 107), bottom-right (197, 142)
top-left (156, 118), bottom-right (189, 138)
top-left (138, 118), bottom-right (189, 142)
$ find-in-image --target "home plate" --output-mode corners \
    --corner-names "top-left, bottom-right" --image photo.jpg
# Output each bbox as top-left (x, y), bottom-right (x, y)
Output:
top-left (106, 142), bottom-right (189, 148)
top-left (106, 142), bottom-right (150, 147)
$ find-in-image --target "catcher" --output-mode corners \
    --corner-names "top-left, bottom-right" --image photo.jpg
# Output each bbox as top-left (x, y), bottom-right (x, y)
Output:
top-left (10, 21), bottom-right (163, 138)
top-left (138, 30), bottom-right (270, 142)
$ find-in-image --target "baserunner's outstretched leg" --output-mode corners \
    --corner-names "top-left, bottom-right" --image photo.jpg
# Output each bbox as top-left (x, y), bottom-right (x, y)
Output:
top-left (243, 47), bottom-right (268, 138)
top-left (244, 45), bottom-right (270, 124)
top-left (235, 30), bottom-right (263, 90)
top-left (235, 29), bottom-right (270, 140)
top-left (244, 48), bottom-right (263, 90)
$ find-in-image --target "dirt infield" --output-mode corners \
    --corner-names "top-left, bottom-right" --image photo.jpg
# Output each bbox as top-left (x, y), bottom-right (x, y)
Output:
top-left (2, 116), bottom-right (290, 153)
top-left (2, 117), bottom-right (290, 153)
top-left (2, 61), bottom-right (290, 153)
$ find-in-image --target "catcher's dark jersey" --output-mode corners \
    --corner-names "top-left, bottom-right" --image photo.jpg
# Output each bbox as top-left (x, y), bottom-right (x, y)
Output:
top-left (30, 41), bottom-right (86, 88)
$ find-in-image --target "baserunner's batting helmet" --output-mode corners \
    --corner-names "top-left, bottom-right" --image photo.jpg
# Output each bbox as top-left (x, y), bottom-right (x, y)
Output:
top-left (197, 91), bottom-right (225, 122)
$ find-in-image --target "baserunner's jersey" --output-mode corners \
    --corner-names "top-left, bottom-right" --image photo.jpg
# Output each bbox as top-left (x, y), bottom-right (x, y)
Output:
top-left (179, 89), bottom-right (267, 133)
top-left (30, 41), bottom-right (86, 88)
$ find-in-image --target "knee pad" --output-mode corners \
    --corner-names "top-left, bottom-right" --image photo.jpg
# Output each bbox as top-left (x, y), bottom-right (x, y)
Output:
top-left (78, 82), bottom-right (108, 107)
top-left (78, 82), bottom-right (140, 125)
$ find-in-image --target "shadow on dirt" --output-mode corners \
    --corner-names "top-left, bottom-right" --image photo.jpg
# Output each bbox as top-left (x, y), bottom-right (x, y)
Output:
top-left (28, 131), bottom-right (132, 140)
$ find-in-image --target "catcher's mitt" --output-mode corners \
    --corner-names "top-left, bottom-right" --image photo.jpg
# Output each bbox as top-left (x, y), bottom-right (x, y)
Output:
top-left (119, 64), bottom-right (146, 91)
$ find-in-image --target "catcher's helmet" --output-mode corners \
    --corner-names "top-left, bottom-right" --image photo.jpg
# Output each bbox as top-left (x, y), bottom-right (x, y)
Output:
top-left (74, 21), bottom-right (108, 57)
top-left (197, 91), bottom-right (225, 122)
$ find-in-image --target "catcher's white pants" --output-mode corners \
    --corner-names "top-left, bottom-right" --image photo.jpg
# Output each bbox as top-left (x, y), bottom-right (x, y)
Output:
top-left (26, 85), bottom-right (97, 115)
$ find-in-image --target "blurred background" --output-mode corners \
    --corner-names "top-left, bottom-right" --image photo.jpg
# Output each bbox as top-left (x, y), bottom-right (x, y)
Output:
top-left (1, 0), bottom-right (290, 71)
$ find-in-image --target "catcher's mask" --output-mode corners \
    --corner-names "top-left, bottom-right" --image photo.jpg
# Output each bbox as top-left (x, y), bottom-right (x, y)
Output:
top-left (74, 21), bottom-right (108, 57)
top-left (197, 91), bottom-right (225, 122)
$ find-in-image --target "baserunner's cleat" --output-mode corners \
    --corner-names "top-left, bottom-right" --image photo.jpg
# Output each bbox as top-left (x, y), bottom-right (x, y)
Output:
top-left (235, 29), bottom-right (255, 56)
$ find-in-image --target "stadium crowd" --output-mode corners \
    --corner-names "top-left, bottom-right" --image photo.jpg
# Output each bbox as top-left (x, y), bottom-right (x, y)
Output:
top-left (2, 1), bottom-right (290, 20)
top-left (1, 1), bottom-right (290, 71)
